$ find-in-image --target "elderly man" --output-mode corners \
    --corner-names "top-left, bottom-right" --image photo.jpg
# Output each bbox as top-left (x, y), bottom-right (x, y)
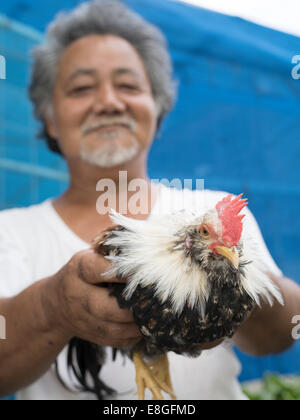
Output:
top-left (0, 0), bottom-right (299, 400)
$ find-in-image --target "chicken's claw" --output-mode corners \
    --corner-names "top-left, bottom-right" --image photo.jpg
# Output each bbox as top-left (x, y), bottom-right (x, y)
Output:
top-left (133, 351), bottom-right (176, 400)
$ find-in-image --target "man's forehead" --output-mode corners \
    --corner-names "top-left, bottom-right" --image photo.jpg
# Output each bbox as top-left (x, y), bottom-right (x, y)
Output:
top-left (67, 67), bottom-right (144, 82)
top-left (59, 35), bottom-right (148, 82)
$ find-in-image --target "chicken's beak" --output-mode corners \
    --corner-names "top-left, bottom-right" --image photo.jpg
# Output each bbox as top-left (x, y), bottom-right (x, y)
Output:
top-left (214, 246), bottom-right (239, 269)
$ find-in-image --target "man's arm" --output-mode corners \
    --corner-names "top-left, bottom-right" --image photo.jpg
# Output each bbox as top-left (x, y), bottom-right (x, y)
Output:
top-left (0, 249), bottom-right (141, 397)
top-left (233, 274), bottom-right (300, 356)
top-left (0, 277), bottom-right (71, 396)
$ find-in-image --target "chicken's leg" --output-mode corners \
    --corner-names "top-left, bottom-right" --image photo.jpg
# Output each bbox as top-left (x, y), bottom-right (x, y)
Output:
top-left (133, 351), bottom-right (176, 400)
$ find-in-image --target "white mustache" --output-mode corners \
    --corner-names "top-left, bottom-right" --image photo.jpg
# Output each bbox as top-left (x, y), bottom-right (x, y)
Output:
top-left (82, 118), bottom-right (136, 135)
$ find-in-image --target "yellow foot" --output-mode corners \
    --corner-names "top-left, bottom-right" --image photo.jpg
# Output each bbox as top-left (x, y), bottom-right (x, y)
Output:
top-left (133, 352), bottom-right (177, 400)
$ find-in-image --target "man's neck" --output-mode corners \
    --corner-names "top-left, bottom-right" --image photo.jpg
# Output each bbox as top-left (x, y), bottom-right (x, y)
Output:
top-left (52, 152), bottom-right (160, 220)
top-left (51, 155), bottom-right (160, 243)
top-left (57, 152), bottom-right (151, 206)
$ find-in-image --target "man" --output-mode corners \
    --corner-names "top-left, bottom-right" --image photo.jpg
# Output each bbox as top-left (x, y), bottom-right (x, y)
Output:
top-left (0, 0), bottom-right (299, 400)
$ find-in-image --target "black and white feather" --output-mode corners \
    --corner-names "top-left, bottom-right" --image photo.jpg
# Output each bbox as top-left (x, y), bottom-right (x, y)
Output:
top-left (62, 195), bottom-right (283, 399)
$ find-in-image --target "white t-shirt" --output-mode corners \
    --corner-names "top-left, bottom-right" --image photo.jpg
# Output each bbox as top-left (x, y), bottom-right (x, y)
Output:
top-left (0, 184), bottom-right (282, 400)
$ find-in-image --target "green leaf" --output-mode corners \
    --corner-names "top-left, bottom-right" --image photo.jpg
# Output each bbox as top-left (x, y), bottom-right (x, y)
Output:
top-left (242, 374), bottom-right (300, 401)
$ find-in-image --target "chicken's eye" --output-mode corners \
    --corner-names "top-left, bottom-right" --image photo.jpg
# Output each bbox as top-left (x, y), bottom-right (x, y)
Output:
top-left (197, 225), bottom-right (210, 238)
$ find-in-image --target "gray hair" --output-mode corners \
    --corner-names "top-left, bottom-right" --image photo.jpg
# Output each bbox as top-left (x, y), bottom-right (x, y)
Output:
top-left (29, 0), bottom-right (177, 155)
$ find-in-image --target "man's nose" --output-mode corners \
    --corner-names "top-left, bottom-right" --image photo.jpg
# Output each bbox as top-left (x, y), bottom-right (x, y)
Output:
top-left (93, 83), bottom-right (126, 114)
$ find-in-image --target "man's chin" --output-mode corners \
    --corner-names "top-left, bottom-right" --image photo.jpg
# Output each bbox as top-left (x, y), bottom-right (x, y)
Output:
top-left (80, 146), bottom-right (140, 169)
top-left (79, 133), bottom-right (141, 168)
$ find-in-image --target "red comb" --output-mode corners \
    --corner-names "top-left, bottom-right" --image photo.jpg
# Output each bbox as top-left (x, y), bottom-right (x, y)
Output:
top-left (215, 193), bottom-right (248, 247)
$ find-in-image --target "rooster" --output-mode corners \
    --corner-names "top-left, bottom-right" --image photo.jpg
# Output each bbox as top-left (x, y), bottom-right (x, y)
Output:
top-left (65, 193), bottom-right (283, 400)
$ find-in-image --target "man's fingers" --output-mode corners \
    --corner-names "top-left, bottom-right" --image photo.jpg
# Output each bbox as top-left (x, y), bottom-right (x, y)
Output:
top-left (88, 287), bottom-right (135, 324)
top-left (93, 336), bottom-right (142, 349)
top-left (99, 319), bottom-right (142, 340)
top-left (76, 249), bottom-right (125, 285)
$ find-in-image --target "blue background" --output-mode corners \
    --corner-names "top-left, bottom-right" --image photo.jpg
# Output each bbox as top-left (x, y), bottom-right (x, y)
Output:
top-left (0, 0), bottom-right (299, 392)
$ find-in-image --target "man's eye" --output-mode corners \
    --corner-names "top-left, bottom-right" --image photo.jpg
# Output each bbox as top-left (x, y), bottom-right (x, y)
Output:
top-left (71, 86), bottom-right (93, 94)
top-left (119, 84), bottom-right (139, 91)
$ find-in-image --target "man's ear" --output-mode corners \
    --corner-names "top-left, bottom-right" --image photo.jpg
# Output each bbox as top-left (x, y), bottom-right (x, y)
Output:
top-left (43, 109), bottom-right (58, 140)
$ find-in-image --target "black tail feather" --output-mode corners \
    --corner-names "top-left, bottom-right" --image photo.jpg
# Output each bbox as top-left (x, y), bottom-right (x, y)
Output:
top-left (55, 337), bottom-right (116, 400)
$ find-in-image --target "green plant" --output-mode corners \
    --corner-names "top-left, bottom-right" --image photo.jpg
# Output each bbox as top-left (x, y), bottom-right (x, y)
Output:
top-left (243, 374), bottom-right (300, 400)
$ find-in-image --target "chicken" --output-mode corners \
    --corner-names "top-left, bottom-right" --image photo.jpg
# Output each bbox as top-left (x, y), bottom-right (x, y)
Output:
top-left (66, 193), bottom-right (283, 400)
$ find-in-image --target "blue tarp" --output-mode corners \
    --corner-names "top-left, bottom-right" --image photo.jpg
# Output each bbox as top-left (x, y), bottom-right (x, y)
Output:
top-left (0, 0), bottom-right (299, 383)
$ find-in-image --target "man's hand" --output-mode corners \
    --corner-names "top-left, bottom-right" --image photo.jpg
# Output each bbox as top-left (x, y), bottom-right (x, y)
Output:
top-left (233, 273), bottom-right (300, 356)
top-left (45, 249), bottom-right (142, 348)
